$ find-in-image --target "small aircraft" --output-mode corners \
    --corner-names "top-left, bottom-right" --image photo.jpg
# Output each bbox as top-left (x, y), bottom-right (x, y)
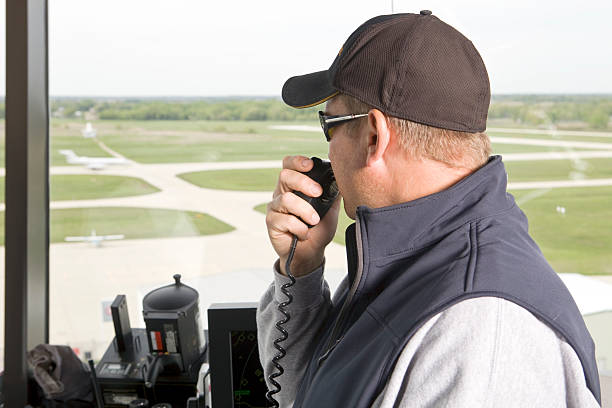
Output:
top-left (82, 122), bottom-right (97, 138)
top-left (65, 230), bottom-right (125, 247)
top-left (59, 149), bottom-right (130, 170)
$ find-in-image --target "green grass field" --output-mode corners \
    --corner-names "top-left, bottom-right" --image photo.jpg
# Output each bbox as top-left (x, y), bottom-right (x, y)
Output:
top-left (100, 129), bottom-right (328, 164)
top-left (54, 119), bottom-right (330, 164)
top-left (178, 168), bottom-right (280, 191)
top-left (256, 186), bottom-right (612, 275)
top-left (178, 169), bottom-right (280, 191)
top-left (25, 119), bottom-right (607, 166)
top-left (505, 158), bottom-right (612, 182)
top-left (1, 119), bottom-right (611, 168)
top-left (176, 158), bottom-right (612, 192)
top-left (0, 121), bottom-right (113, 167)
top-left (0, 175), bottom-right (160, 202)
top-left (508, 187), bottom-right (612, 275)
top-left (0, 207), bottom-right (235, 245)
top-left (50, 136), bottom-right (112, 166)
top-left (50, 120), bottom-right (113, 165)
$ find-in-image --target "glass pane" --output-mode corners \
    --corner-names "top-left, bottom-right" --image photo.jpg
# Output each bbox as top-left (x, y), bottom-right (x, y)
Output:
top-left (47, 1), bottom-right (611, 404)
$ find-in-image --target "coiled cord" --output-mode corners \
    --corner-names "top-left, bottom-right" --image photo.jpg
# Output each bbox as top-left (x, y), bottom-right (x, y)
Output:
top-left (266, 235), bottom-right (299, 407)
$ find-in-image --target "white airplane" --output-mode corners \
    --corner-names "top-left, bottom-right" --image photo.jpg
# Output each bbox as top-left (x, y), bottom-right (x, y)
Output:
top-left (59, 149), bottom-right (129, 170)
top-left (82, 122), bottom-right (97, 138)
top-left (65, 230), bottom-right (125, 247)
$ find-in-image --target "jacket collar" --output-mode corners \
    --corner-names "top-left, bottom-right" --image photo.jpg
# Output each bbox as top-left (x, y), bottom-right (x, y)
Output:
top-left (345, 155), bottom-right (513, 284)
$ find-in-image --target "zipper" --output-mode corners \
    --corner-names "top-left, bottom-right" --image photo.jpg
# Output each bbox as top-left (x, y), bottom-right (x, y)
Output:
top-left (316, 215), bottom-right (365, 367)
top-left (317, 336), bottom-right (343, 365)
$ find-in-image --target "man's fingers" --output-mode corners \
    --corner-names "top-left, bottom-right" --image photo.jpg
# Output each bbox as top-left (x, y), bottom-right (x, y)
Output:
top-left (265, 208), bottom-right (310, 241)
top-left (268, 192), bottom-right (320, 226)
top-left (273, 168), bottom-right (322, 199)
top-left (282, 155), bottom-right (314, 173)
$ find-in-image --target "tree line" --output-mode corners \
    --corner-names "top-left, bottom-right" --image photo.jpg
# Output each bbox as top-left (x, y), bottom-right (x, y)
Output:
top-left (49, 98), bottom-right (320, 122)
top-left (1, 95), bottom-right (610, 129)
top-left (488, 96), bottom-right (612, 129)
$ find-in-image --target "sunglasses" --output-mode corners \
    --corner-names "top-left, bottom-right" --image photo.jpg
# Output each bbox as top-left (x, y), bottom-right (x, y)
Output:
top-left (318, 111), bottom-right (368, 142)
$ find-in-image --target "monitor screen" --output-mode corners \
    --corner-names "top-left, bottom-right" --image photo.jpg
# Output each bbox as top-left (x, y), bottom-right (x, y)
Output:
top-left (231, 330), bottom-right (271, 407)
top-left (208, 302), bottom-right (273, 408)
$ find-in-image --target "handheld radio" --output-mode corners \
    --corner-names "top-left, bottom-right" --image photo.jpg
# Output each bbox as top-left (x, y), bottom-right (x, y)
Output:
top-left (293, 157), bottom-right (339, 227)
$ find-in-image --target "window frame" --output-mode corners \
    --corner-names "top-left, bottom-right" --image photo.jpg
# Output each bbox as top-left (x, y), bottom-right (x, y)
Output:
top-left (4, 0), bottom-right (50, 405)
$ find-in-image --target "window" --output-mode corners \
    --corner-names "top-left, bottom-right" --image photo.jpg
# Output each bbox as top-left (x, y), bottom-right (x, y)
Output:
top-left (5, 0), bottom-right (607, 403)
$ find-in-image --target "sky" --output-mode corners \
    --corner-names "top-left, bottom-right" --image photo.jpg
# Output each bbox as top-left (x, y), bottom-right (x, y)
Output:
top-left (0, 0), bottom-right (611, 96)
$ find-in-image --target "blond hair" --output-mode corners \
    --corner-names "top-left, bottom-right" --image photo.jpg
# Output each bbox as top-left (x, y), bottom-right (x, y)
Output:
top-left (337, 94), bottom-right (491, 170)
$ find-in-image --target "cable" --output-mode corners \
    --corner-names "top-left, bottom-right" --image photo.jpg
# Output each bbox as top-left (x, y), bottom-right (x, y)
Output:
top-left (88, 359), bottom-right (104, 408)
top-left (145, 353), bottom-right (164, 388)
top-left (266, 235), bottom-right (299, 407)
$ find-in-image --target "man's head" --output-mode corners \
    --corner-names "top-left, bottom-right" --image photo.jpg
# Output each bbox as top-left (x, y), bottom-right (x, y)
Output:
top-left (282, 12), bottom-right (492, 218)
top-left (334, 93), bottom-right (491, 170)
top-left (323, 93), bottom-right (491, 218)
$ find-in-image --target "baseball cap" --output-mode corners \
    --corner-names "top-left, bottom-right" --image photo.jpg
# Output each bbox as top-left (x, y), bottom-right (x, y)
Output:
top-left (281, 11), bottom-right (490, 133)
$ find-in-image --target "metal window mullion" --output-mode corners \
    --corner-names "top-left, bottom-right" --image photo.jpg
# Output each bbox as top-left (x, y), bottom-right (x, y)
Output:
top-left (4, 0), bottom-right (50, 406)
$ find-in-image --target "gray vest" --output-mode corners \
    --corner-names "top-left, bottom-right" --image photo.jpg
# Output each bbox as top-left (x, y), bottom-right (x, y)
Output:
top-left (293, 156), bottom-right (600, 407)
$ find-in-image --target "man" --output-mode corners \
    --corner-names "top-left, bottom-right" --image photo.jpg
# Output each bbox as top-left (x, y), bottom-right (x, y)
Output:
top-left (257, 11), bottom-right (601, 407)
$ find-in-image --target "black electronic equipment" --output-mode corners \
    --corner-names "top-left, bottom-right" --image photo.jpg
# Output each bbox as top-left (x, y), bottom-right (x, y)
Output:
top-left (293, 157), bottom-right (339, 227)
top-left (208, 303), bottom-right (271, 408)
top-left (128, 399), bottom-right (149, 407)
top-left (95, 277), bottom-right (207, 407)
top-left (112, 295), bottom-right (132, 353)
top-left (142, 274), bottom-right (206, 387)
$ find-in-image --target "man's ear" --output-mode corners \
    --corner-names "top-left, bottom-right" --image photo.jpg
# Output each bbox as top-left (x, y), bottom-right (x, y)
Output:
top-left (365, 109), bottom-right (391, 166)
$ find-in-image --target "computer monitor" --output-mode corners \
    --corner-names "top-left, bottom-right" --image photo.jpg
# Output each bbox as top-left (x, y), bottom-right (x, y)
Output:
top-left (208, 303), bottom-right (272, 408)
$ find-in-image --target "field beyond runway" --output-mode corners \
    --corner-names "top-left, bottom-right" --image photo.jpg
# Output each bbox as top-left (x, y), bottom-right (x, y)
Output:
top-left (0, 119), bottom-right (611, 366)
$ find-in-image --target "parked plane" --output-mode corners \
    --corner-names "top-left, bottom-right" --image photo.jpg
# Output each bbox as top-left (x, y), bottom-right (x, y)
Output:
top-left (59, 149), bottom-right (129, 170)
top-left (65, 230), bottom-right (125, 247)
top-left (82, 122), bottom-right (97, 138)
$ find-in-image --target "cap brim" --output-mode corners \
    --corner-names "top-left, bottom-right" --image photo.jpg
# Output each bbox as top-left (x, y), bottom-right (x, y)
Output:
top-left (281, 70), bottom-right (338, 109)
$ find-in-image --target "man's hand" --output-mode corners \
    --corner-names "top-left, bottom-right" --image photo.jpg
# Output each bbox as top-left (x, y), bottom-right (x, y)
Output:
top-left (266, 155), bottom-right (340, 277)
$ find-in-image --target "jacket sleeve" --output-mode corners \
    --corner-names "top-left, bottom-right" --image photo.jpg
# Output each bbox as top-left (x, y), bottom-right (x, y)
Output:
top-left (256, 260), bottom-right (333, 407)
top-left (372, 297), bottom-right (600, 408)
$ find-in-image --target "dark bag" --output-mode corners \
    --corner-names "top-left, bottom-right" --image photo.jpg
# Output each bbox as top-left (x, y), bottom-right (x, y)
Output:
top-left (27, 344), bottom-right (93, 406)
